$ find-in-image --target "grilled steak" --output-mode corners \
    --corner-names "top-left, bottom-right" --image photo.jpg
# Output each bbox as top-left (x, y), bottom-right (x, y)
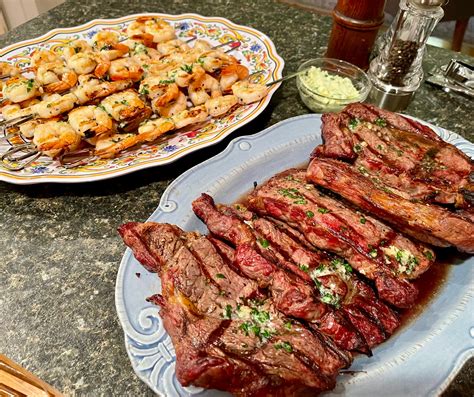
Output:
top-left (246, 169), bottom-right (436, 308)
top-left (119, 222), bottom-right (350, 396)
top-left (312, 103), bottom-right (473, 208)
top-left (307, 158), bottom-right (474, 253)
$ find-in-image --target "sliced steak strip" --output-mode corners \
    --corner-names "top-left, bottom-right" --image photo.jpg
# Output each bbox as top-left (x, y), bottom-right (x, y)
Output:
top-left (120, 222), bottom-right (349, 394)
top-left (193, 193), bottom-right (255, 246)
top-left (307, 158), bottom-right (474, 254)
top-left (246, 169), bottom-right (429, 308)
top-left (313, 103), bottom-right (474, 208)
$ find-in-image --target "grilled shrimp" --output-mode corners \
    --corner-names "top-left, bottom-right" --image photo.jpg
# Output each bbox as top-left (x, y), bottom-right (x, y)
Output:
top-left (172, 105), bottom-right (208, 129)
top-left (0, 61), bottom-right (20, 78)
top-left (198, 50), bottom-right (238, 73)
top-left (1, 103), bottom-right (34, 120)
top-left (36, 61), bottom-right (78, 93)
top-left (32, 120), bottom-right (82, 158)
top-left (152, 91), bottom-right (187, 117)
top-left (68, 105), bottom-right (113, 138)
top-left (62, 39), bottom-right (93, 60)
top-left (2, 77), bottom-right (39, 103)
top-left (32, 93), bottom-right (77, 119)
top-left (205, 94), bottom-right (238, 117)
top-left (73, 74), bottom-right (133, 104)
top-left (126, 17), bottom-right (176, 44)
top-left (174, 64), bottom-right (205, 87)
top-left (93, 31), bottom-right (129, 61)
top-left (108, 58), bottom-right (143, 82)
top-left (188, 73), bottom-right (221, 106)
top-left (231, 81), bottom-right (268, 105)
top-left (100, 89), bottom-right (149, 121)
top-left (219, 64), bottom-right (249, 91)
top-left (139, 76), bottom-right (179, 101)
top-left (137, 117), bottom-right (175, 142)
top-left (94, 132), bottom-right (140, 158)
top-left (139, 17), bottom-right (176, 43)
top-left (156, 39), bottom-right (190, 55)
top-left (30, 49), bottom-right (60, 68)
top-left (67, 52), bottom-right (110, 77)
top-left (19, 118), bottom-right (47, 139)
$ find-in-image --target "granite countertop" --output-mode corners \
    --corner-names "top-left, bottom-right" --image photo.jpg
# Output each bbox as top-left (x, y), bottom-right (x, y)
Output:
top-left (0, 0), bottom-right (472, 395)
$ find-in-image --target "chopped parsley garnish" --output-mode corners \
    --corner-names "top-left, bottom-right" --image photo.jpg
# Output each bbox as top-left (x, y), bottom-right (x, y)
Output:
top-left (377, 144), bottom-right (384, 150)
top-left (353, 144), bottom-right (363, 153)
top-left (219, 290), bottom-right (227, 296)
top-left (224, 304), bottom-right (232, 319)
top-left (197, 56), bottom-right (205, 65)
top-left (26, 79), bottom-right (35, 92)
top-left (278, 188), bottom-right (307, 204)
top-left (274, 341), bottom-right (293, 353)
top-left (369, 249), bottom-right (378, 258)
top-left (348, 118), bottom-right (360, 130)
top-left (375, 117), bottom-right (387, 127)
top-left (360, 217), bottom-right (366, 224)
top-left (240, 322), bottom-right (250, 336)
top-left (423, 250), bottom-right (434, 260)
top-left (139, 84), bottom-right (149, 95)
top-left (299, 264), bottom-right (309, 272)
top-left (180, 63), bottom-right (193, 73)
top-left (318, 208), bottom-right (330, 214)
top-left (306, 210), bottom-right (315, 218)
top-left (294, 199), bottom-right (306, 204)
top-left (100, 44), bottom-right (113, 51)
top-left (251, 308), bottom-right (270, 323)
top-left (284, 322), bottom-right (292, 330)
top-left (159, 79), bottom-right (175, 84)
top-left (258, 238), bottom-right (270, 249)
top-left (216, 273), bottom-right (226, 279)
top-left (120, 100), bottom-right (129, 106)
top-left (343, 262), bottom-right (353, 273)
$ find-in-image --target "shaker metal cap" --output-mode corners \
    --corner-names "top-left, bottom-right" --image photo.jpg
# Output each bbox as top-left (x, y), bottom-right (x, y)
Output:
top-left (409, 0), bottom-right (448, 7)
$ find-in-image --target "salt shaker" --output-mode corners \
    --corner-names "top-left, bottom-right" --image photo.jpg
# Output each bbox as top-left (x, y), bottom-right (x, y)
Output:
top-left (367, 0), bottom-right (446, 111)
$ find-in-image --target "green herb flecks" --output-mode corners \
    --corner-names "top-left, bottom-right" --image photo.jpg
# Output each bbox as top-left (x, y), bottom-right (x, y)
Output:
top-left (318, 208), bottom-right (330, 214)
top-left (299, 264), bottom-right (309, 272)
top-left (216, 273), bottom-right (226, 279)
top-left (278, 188), bottom-right (307, 205)
top-left (306, 210), bottom-right (314, 218)
top-left (353, 144), bottom-right (363, 153)
top-left (224, 304), bottom-right (232, 319)
top-left (375, 117), bottom-right (387, 127)
top-left (360, 217), bottom-right (366, 224)
top-left (369, 249), bottom-right (378, 258)
top-left (258, 238), bottom-right (270, 249)
top-left (26, 79), bottom-right (35, 93)
top-left (180, 63), bottom-right (193, 73)
top-left (139, 84), bottom-right (149, 95)
top-left (274, 341), bottom-right (293, 353)
top-left (348, 118), bottom-right (360, 130)
top-left (423, 250), bottom-right (434, 261)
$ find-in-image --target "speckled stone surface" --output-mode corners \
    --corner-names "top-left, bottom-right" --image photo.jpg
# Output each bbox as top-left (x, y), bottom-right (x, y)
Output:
top-left (0, 1), bottom-right (472, 396)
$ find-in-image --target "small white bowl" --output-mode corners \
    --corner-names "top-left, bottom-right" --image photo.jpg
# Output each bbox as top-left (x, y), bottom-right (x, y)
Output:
top-left (296, 58), bottom-right (371, 113)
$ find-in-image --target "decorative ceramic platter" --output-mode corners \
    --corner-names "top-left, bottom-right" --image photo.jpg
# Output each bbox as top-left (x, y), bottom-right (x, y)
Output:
top-left (0, 13), bottom-right (284, 184)
top-left (115, 114), bottom-right (474, 397)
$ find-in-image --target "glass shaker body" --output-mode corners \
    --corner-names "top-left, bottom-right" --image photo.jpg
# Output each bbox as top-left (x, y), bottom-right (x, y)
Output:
top-left (368, 0), bottom-right (444, 108)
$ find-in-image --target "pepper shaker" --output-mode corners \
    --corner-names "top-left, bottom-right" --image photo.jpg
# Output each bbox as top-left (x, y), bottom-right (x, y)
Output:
top-left (367, 0), bottom-right (447, 111)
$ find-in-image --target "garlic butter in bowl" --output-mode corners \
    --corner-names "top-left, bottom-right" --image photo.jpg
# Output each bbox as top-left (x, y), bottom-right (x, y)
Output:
top-left (296, 58), bottom-right (371, 112)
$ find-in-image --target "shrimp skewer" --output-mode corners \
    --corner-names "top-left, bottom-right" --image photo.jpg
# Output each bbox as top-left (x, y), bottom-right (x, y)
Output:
top-left (0, 16), bottom-right (271, 164)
